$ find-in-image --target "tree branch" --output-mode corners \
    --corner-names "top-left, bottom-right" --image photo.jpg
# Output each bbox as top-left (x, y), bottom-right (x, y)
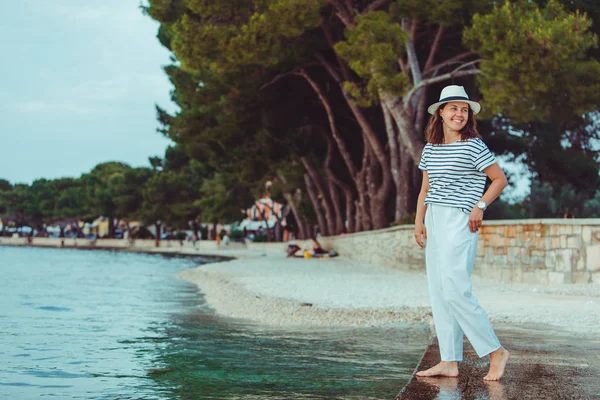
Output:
top-left (401, 18), bottom-right (421, 86)
top-left (403, 68), bottom-right (482, 107)
top-left (363, 0), bottom-right (391, 13)
top-left (315, 53), bottom-right (342, 83)
top-left (328, 0), bottom-right (356, 28)
top-left (423, 51), bottom-right (476, 77)
top-left (423, 24), bottom-right (444, 72)
top-left (320, 20), bottom-right (353, 81)
top-left (259, 71), bottom-right (295, 91)
top-left (258, 62), bottom-right (323, 91)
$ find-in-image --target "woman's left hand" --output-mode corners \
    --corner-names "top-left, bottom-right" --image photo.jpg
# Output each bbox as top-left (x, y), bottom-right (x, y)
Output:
top-left (469, 207), bottom-right (484, 233)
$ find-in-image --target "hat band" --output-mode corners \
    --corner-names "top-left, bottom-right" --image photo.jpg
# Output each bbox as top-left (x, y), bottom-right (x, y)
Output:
top-left (438, 95), bottom-right (470, 103)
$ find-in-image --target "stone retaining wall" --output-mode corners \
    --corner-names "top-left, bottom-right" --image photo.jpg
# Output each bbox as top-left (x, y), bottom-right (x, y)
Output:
top-left (3, 218), bottom-right (600, 284)
top-left (247, 219), bottom-right (600, 284)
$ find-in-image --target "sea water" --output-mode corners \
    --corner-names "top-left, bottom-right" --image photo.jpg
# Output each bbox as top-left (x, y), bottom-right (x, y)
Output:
top-left (0, 246), bottom-right (428, 399)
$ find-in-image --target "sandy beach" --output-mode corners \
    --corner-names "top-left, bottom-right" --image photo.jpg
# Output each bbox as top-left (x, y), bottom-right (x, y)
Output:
top-left (177, 253), bottom-right (600, 337)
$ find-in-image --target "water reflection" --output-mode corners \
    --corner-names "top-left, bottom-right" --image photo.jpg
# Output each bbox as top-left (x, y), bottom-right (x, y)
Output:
top-left (415, 377), bottom-right (460, 400)
top-left (413, 375), bottom-right (507, 400)
top-left (147, 310), bottom-right (429, 400)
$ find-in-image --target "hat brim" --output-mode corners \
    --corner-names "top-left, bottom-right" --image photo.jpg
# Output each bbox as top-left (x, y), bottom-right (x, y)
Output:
top-left (427, 99), bottom-right (481, 115)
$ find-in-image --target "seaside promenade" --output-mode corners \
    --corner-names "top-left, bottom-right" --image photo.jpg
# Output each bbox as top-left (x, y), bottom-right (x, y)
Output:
top-left (2, 236), bottom-right (599, 399)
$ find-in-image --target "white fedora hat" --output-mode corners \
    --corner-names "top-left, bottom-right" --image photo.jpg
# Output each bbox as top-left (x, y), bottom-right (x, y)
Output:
top-left (427, 85), bottom-right (481, 115)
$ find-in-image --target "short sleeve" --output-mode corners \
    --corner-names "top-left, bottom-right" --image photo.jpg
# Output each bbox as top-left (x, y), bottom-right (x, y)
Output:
top-left (473, 141), bottom-right (496, 171)
top-left (418, 145), bottom-right (429, 171)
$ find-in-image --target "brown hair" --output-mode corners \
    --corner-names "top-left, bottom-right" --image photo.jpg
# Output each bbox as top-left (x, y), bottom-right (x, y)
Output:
top-left (424, 104), bottom-right (481, 144)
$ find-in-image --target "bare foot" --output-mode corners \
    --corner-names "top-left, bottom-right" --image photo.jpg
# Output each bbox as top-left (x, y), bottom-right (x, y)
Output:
top-left (416, 361), bottom-right (459, 377)
top-left (484, 347), bottom-right (510, 381)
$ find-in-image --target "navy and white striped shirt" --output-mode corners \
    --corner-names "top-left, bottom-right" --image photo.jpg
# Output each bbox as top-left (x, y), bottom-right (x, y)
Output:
top-left (418, 138), bottom-right (496, 213)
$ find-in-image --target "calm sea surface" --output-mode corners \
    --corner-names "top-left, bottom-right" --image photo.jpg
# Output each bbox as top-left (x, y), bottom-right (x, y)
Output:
top-left (0, 246), bottom-right (428, 400)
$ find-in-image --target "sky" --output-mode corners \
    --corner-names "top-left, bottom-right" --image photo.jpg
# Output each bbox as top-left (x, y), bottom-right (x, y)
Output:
top-left (0, 0), bottom-right (176, 184)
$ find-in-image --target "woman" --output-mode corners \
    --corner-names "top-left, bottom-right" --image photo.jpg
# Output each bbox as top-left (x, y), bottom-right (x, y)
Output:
top-left (414, 85), bottom-right (510, 381)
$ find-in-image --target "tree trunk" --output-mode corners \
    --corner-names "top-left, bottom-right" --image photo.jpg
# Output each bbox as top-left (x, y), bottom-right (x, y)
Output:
top-left (395, 146), bottom-right (411, 218)
top-left (322, 133), bottom-right (347, 234)
top-left (304, 173), bottom-right (327, 237)
top-left (366, 146), bottom-right (388, 230)
top-left (325, 172), bottom-right (345, 234)
top-left (155, 222), bottom-right (161, 248)
top-left (383, 103), bottom-right (404, 221)
top-left (297, 68), bottom-right (376, 232)
top-left (356, 168), bottom-right (372, 231)
top-left (316, 54), bottom-right (394, 215)
top-left (301, 156), bottom-right (335, 236)
top-left (380, 94), bottom-right (424, 165)
top-left (278, 171), bottom-right (308, 240)
top-left (353, 199), bottom-right (362, 232)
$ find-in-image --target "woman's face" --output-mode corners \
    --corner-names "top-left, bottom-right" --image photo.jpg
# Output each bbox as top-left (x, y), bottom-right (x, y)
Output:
top-left (440, 101), bottom-right (469, 132)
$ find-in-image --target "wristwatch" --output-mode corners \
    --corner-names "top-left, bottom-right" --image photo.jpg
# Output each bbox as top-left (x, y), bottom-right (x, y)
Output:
top-left (477, 201), bottom-right (487, 211)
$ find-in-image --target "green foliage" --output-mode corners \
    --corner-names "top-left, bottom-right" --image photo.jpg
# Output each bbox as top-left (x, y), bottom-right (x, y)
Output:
top-left (392, 0), bottom-right (492, 26)
top-left (464, 0), bottom-right (600, 122)
top-left (229, 228), bottom-right (244, 240)
top-left (485, 199), bottom-right (528, 220)
top-left (167, 0), bottom-right (324, 74)
top-left (335, 11), bottom-right (409, 104)
top-left (198, 172), bottom-right (250, 223)
top-left (525, 179), bottom-right (592, 218)
top-left (582, 190), bottom-right (600, 217)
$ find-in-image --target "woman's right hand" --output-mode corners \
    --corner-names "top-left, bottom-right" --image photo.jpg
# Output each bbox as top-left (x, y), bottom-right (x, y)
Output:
top-left (414, 222), bottom-right (427, 248)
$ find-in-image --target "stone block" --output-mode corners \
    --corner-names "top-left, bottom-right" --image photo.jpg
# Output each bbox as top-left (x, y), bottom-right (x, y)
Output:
top-left (549, 224), bottom-right (564, 236)
top-left (549, 271), bottom-right (567, 284)
top-left (494, 246), bottom-right (507, 255)
top-left (531, 249), bottom-right (545, 258)
top-left (516, 224), bottom-right (524, 233)
top-left (582, 227), bottom-right (592, 244)
top-left (576, 254), bottom-right (586, 271)
top-left (586, 245), bottom-right (600, 272)
top-left (567, 236), bottom-right (581, 249)
top-left (505, 225), bottom-right (517, 238)
top-left (523, 224), bottom-right (536, 232)
top-left (524, 271), bottom-right (547, 284)
top-left (512, 268), bottom-right (523, 283)
top-left (592, 230), bottom-right (600, 243)
top-left (573, 272), bottom-right (591, 284)
top-left (560, 235), bottom-right (567, 248)
top-left (501, 269), bottom-right (513, 282)
top-left (546, 249), bottom-right (575, 273)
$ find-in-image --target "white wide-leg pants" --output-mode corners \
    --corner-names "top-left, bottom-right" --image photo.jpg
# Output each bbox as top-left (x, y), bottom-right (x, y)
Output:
top-left (425, 204), bottom-right (501, 361)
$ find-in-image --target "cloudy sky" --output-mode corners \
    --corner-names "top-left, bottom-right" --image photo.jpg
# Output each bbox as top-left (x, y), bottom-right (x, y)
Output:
top-left (0, 0), bottom-right (176, 184)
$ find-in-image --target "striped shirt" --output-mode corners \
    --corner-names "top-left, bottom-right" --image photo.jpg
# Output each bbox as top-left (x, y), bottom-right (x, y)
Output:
top-left (418, 138), bottom-right (496, 213)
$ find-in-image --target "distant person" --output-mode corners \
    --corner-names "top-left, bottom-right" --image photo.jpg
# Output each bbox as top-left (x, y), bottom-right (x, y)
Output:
top-left (286, 243), bottom-right (301, 257)
top-left (414, 85), bottom-right (510, 381)
top-left (222, 232), bottom-right (230, 246)
top-left (215, 234), bottom-right (221, 247)
top-left (311, 237), bottom-right (327, 255)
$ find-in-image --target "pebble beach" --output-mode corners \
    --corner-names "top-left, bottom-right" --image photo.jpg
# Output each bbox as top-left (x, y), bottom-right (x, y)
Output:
top-left (177, 253), bottom-right (600, 337)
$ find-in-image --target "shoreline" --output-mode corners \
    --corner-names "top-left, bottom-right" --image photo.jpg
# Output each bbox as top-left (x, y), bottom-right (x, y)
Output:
top-left (177, 253), bottom-right (600, 337)
top-left (6, 243), bottom-right (599, 336)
